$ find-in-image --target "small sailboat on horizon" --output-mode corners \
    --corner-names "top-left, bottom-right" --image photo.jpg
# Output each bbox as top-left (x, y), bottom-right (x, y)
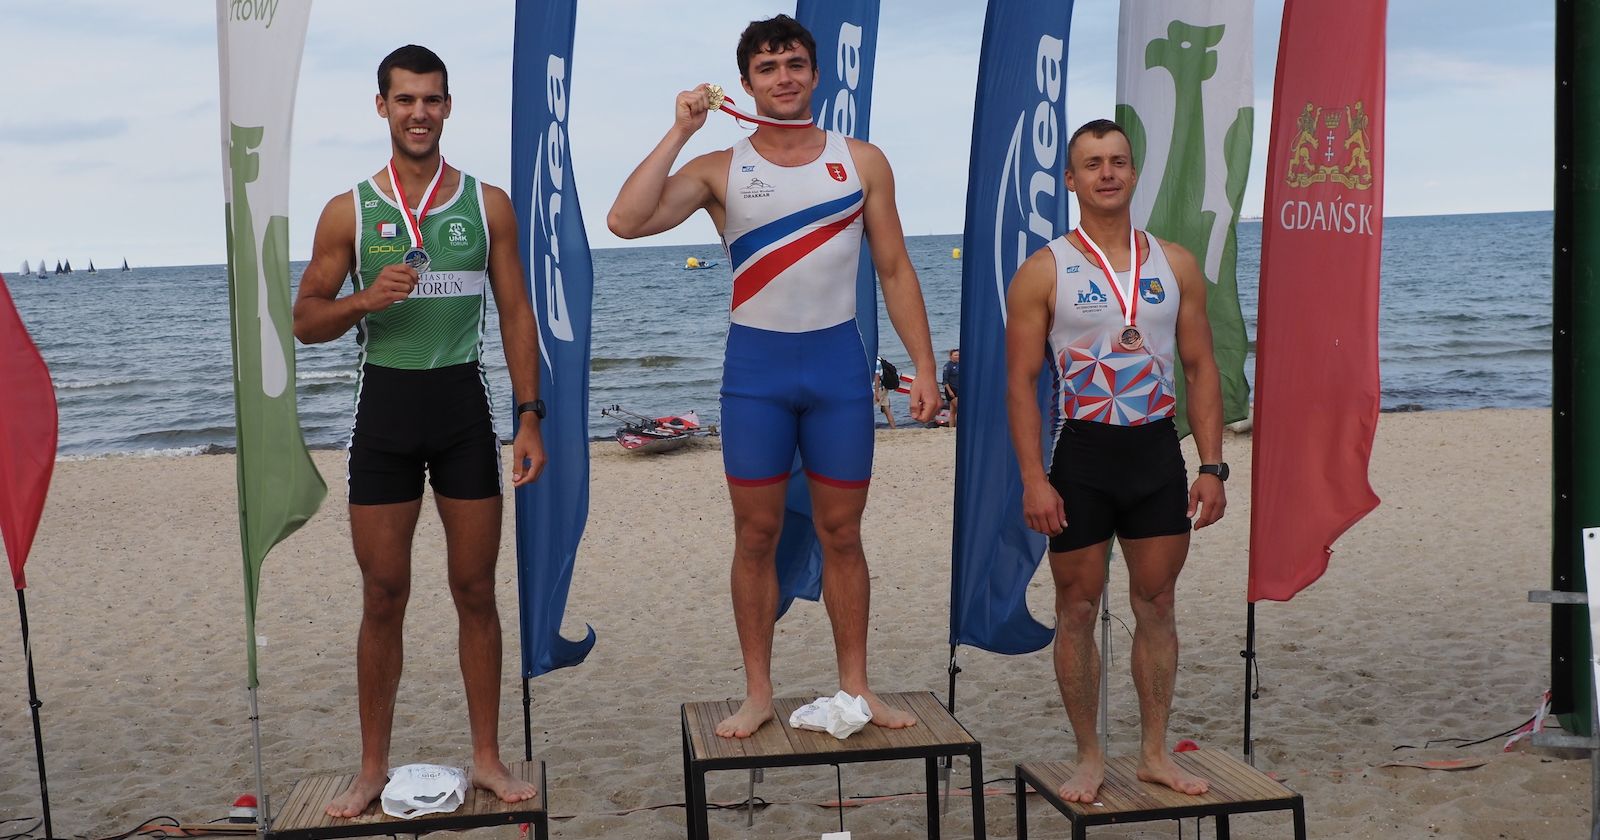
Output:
top-left (36, 260), bottom-right (46, 278)
top-left (87, 260), bottom-right (97, 274)
top-left (20, 261), bottom-right (29, 276)
top-left (120, 258), bottom-right (130, 272)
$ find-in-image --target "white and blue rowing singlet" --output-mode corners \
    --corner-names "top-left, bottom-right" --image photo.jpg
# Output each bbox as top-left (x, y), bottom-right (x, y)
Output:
top-left (721, 131), bottom-right (865, 332)
top-left (1045, 231), bottom-right (1181, 428)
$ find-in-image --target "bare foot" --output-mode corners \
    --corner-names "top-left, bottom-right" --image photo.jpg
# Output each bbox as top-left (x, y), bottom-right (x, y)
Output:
top-left (715, 697), bottom-right (774, 738)
top-left (325, 770), bottom-right (387, 818)
top-left (471, 758), bottom-right (539, 803)
top-left (1057, 754), bottom-right (1104, 803)
top-left (1137, 753), bottom-right (1209, 796)
top-left (855, 689), bottom-right (917, 729)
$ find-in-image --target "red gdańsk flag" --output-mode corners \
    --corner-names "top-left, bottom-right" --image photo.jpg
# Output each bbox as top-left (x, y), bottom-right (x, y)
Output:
top-left (0, 273), bottom-right (58, 590)
top-left (1248, 0), bottom-right (1385, 602)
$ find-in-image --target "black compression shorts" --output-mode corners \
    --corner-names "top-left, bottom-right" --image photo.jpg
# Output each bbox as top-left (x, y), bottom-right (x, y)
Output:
top-left (346, 362), bottom-right (501, 505)
top-left (1046, 417), bottom-right (1190, 553)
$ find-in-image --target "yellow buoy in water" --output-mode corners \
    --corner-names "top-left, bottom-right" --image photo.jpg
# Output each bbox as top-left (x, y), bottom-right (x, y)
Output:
top-left (686, 256), bottom-right (700, 269)
top-left (952, 247), bottom-right (962, 260)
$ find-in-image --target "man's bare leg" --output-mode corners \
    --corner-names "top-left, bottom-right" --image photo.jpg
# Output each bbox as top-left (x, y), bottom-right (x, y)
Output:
top-left (326, 500), bottom-right (423, 818)
top-left (716, 479), bottom-right (787, 738)
top-left (1120, 533), bottom-right (1208, 796)
top-left (1047, 541), bottom-right (1110, 803)
top-left (437, 493), bottom-right (536, 803)
top-left (809, 479), bottom-right (915, 729)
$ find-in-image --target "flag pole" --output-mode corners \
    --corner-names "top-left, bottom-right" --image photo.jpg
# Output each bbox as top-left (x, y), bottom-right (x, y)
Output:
top-left (248, 684), bottom-right (269, 836)
top-left (522, 677), bottom-right (533, 762)
top-left (1243, 602), bottom-right (1257, 764)
top-left (17, 588), bottom-right (53, 839)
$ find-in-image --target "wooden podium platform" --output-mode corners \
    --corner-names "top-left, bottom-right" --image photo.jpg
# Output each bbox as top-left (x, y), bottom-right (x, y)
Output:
top-left (267, 761), bottom-right (548, 840)
top-left (1015, 749), bottom-right (1305, 839)
top-left (681, 691), bottom-right (985, 839)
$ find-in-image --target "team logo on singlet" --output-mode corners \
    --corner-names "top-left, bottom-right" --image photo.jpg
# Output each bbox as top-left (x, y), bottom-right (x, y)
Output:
top-left (1140, 277), bottom-right (1166, 304)
top-left (826, 162), bottom-right (847, 182)
top-left (740, 178), bottom-right (774, 199)
top-left (1076, 280), bottom-right (1109, 308)
top-left (448, 220), bottom-right (468, 246)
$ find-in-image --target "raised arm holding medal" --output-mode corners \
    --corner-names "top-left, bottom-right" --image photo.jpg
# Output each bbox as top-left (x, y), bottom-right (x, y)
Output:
top-left (1003, 119), bottom-right (1228, 805)
top-left (291, 44), bottom-right (545, 818)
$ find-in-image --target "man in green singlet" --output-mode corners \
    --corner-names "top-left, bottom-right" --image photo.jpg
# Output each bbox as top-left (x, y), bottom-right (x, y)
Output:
top-left (292, 45), bottom-right (544, 818)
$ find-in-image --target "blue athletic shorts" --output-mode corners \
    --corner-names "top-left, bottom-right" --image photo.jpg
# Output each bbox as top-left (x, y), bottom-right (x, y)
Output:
top-left (720, 319), bottom-right (874, 488)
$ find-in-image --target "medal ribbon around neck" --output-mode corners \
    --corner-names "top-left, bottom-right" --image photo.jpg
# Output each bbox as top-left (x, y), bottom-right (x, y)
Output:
top-left (1074, 226), bottom-right (1144, 329)
top-left (705, 84), bottom-right (813, 129)
top-left (387, 156), bottom-right (447, 252)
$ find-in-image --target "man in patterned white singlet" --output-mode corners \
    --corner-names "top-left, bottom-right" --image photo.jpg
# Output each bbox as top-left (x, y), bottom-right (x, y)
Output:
top-left (607, 15), bottom-right (943, 739)
top-left (291, 45), bottom-right (544, 817)
top-left (1006, 120), bottom-right (1229, 803)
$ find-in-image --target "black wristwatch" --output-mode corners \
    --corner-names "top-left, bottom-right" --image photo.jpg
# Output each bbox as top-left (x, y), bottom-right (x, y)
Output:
top-left (516, 399), bottom-right (547, 421)
top-left (1198, 463), bottom-right (1229, 482)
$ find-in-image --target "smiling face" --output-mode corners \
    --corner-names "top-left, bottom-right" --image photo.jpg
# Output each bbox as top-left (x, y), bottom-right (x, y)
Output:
top-left (1064, 128), bottom-right (1138, 216)
top-left (377, 68), bottom-right (451, 162)
top-left (739, 41), bottom-right (817, 121)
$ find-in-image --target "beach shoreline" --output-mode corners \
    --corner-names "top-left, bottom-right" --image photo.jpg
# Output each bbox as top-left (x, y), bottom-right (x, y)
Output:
top-left (0, 408), bottom-right (1583, 838)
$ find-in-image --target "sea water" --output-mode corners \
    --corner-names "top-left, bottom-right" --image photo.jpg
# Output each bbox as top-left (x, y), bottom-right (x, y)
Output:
top-left (5, 210), bottom-right (1551, 457)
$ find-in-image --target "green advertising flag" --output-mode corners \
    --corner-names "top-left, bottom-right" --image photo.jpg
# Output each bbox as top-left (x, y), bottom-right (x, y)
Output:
top-left (217, 0), bottom-right (324, 687)
top-left (1115, 1), bottom-right (1254, 436)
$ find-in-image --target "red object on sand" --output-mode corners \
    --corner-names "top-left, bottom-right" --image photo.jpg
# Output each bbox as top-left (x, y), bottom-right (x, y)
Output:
top-left (1248, 0), bottom-right (1386, 602)
top-left (0, 272), bottom-right (58, 591)
top-left (1174, 739), bottom-right (1200, 752)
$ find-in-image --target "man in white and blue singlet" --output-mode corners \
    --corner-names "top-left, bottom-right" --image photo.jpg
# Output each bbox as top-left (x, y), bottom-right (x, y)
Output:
top-left (607, 15), bottom-right (942, 739)
top-left (1006, 119), bottom-right (1228, 803)
top-left (292, 45), bottom-right (542, 817)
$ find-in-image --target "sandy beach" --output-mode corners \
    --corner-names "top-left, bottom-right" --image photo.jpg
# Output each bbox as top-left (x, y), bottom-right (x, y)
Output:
top-left (0, 408), bottom-right (1585, 838)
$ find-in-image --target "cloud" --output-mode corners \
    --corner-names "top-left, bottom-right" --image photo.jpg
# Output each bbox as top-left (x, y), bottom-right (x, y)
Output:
top-left (2, 118), bottom-right (130, 145)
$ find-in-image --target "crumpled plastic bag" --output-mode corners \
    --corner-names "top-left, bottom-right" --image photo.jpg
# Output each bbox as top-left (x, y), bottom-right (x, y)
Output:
top-left (788, 691), bottom-right (873, 739)
top-left (380, 763), bottom-right (469, 819)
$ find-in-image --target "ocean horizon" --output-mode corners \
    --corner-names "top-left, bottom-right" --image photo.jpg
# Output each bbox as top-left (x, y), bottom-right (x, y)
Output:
top-left (7, 209), bottom-right (1553, 458)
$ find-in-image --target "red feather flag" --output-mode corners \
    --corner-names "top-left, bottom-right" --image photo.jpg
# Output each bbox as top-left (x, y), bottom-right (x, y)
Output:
top-left (0, 273), bottom-right (58, 590)
top-left (1248, 0), bottom-right (1386, 602)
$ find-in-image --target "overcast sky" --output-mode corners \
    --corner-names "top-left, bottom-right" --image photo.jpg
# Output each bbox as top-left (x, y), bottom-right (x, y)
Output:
top-left (0, 1), bottom-right (1553, 268)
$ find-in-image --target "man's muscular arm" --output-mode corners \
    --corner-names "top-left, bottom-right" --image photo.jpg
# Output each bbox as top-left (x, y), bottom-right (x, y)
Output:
top-left (293, 192), bottom-right (416, 344)
top-left (852, 139), bottom-right (939, 422)
top-left (1005, 247), bottom-right (1067, 536)
top-left (1166, 238), bottom-right (1227, 528)
top-left (607, 85), bottom-right (720, 239)
top-left (484, 184), bottom-right (546, 487)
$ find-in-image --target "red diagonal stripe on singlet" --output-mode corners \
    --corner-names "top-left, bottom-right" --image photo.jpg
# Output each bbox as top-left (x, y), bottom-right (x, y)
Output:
top-left (731, 207), bottom-right (864, 312)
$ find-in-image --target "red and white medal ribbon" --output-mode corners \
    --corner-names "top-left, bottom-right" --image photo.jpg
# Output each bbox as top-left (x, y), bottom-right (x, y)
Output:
top-left (1075, 226), bottom-right (1144, 347)
top-left (386, 156), bottom-right (447, 252)
top-left (706, 84), bottom-right (813, 130)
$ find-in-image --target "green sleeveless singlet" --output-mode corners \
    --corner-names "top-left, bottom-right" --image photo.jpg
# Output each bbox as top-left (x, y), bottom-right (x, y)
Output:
top-left (352, 171), bottom-right (490, 370)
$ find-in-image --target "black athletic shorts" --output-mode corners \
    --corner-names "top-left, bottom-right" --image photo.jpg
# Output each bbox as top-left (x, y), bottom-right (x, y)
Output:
top-left (346, 362), bottom-right (501, 505)
top-left (1046, 417), bottom-right (1190, 553)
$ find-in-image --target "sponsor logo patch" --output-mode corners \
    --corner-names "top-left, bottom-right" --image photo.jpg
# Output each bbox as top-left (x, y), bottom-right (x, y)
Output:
top-left (378, 222), bottom-right (397, 239)
top-left (741, 164), bottom-right (757, 172)
top-left (740, 178), bottom-right (774, 199)
top-left (1075, 279), bottom-right (1109, 308)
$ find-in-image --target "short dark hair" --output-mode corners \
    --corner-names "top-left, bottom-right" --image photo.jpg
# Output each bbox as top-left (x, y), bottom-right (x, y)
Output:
top-left (736, 15), bottom-right (817, 81)
top-left (1067, 119), bottom-right (1131, 165)
top-left (378, 45), bottom-right (448, 98)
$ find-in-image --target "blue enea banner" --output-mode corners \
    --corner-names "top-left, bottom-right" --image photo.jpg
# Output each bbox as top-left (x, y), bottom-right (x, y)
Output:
top-left (772, 0), bottom-right (882, 617)
top-left (950, 0), bottom-right (1073, 655)
top-left (511, 0), bottom-right (596, 678)
top-left (800, 0), bottom-right (881, 356)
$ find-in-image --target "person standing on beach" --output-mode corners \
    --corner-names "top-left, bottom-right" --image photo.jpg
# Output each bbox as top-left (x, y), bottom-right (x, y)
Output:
top-left (942, 348), bottom-right (960, 427)
top-left (607, 15), bottom-right (941, 738)
top-left (1005, 119), bottom-right (1228, 802)
top-left (291, 45), bottom-right (543, 817)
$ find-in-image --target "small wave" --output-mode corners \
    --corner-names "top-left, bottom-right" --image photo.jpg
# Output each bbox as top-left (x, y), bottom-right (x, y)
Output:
top-left (54, 377), bottom-right (137, 390)
top-left (298, 370), bottom-right (357, 382)
top-left (58, 443), bottom-right (231, 461)
top-left (591, 354), bottom-right (692, 371)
